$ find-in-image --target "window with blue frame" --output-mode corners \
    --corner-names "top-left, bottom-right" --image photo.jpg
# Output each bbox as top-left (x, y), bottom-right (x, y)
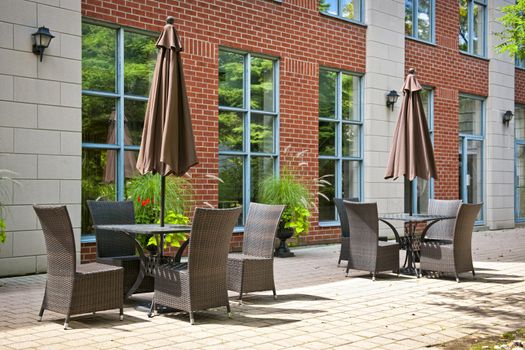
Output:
top-left (318, 69), bottom-right (363, 222)
top-left (459, 0), bottom-right (486, 57)
top-left (319, 0), bottom-right (363, 23)
top-left (517, 57), bottom-right (525, 69)
top-left (218, 49), bottom-right (279, 225)
top-left (81, 22), bottom-right (156, 234)
top-left (515, 105), bottom-right (525, 221)
top-left (405, 0), bottom-right (434, 42)
top-left (459, 95), bottom-right (484, 223)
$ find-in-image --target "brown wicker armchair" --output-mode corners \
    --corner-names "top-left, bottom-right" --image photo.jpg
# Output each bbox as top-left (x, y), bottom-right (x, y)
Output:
top-left (419, 203), bottom-right (482, 282)
top-left (150, 206), bottom-right (242, 324)
top-left (34, 205), bottom-right (124, 329)
top-left (87, 200), bottom-right (154, 295)
top-left (343, 201), bottom-right (400, 280)
top-left (227, 203), bottom-right (284, 302)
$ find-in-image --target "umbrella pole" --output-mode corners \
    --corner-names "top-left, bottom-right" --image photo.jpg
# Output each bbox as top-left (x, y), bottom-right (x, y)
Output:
top-left (408, 180), bottom-right (413, 216)
top-left (160, 175), bottom-right (165, 227)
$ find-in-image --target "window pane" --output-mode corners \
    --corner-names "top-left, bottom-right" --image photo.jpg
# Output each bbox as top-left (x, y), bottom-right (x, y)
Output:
top-left (417, 0), bottom-right (432, 41)
top-left (82, 95), bottom-right (116, 144)
top-left (82, 24), bottom-right (116, 92)
top-left (82, 148), bottom-right (117, 233)
top-left (342, 160), bottom-right (360, 200)
top-left (405, 0), bottom-right (414, 36)
top-left (472, 3), bottom-right (484, 56)
top-left (219, 111), bottom-right (244, 152)
top-left (420, 88), bottom-right (429, 120)
top-left (251, 156), bottom-right (274, 202)
top-left (459, 0), bottom-right (469, 52)
top-left (342, 0), bottom-right (360, 21)
top-left (218, 155), bottom-right (244, 209)
top-left (319, 121), bottom-right (336, 156)
top-left (319, 159), bottom-right (336, 221)
top-left (251, 114), bottom-right (274, 153)
top-left (459, 97), bottom-right (482, 135)
top-left (319, 0), bottom-right (337, 15)
top-left (250, 57), bottom-right (274, 112)
top-left (219, 51), bottom-right (244, 108)
top-left (416, 178), bottom-right (429, 213)
top-left (342, 73), bottom-right (359, 121)
top-left (516, 145), bottom-right (525, 218)
top-left (124, 31), bottom-right (156, 96)
top-left (342, 124), bottom-right (360, 157)
top-left (319, 70), bottom-right (336, 119)
top-left (516, 105), bottom-right (525, 140)
top-left (467, 140), bottom-right (483, 208)
top-left (124, 99), bottom-right (146, 145)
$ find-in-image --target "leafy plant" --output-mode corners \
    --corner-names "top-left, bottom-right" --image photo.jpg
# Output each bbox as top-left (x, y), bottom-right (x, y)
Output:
top-left (0, 169), bottom-right (20, 245)
top-left (496, 0), bottom-right (525, 60)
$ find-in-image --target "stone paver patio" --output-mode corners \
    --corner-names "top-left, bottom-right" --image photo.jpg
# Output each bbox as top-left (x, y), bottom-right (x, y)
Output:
top-left (0, 229), bottom-right (524, 349)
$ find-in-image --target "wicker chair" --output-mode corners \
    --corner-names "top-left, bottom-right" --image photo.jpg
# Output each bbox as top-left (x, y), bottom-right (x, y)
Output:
top-left (419, 203), bottom-right (482, 282)
top-left (227, 203), bottom-right (284, 302)
top-left (151, 206), bottom-right (242, 324)
top-left (343, 201), bottom-right (400, 280)
top-left (87, 200), bottom-right (154, 295)
top-left (424, 199), bottom-right (462, 241)
top-left (34, 205), bottom-right (124, 329)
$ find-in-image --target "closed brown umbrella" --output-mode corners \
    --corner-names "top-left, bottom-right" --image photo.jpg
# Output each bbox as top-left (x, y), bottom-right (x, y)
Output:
top-left (136, 17), bottom-right (198, 226)
top-left (385, 68), bottom-right (437, 214)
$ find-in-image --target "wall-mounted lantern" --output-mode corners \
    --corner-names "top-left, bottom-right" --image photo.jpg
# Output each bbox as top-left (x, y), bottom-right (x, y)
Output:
top-left (503, 110), bottom-right (514, 127)
top-left (32, 26), bottom-right (55, 62)
top-left (386, 90), bottom-right (400, 111)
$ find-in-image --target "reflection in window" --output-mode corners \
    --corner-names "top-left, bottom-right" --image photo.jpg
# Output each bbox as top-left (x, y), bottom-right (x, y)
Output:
top-left (459, 0), bottom-right (486, 56)
top-left (218, 49), bottom-right (278, 224)
top-left (405, 0), bottom-right (434, 42)
top-left (517, 57), bottom-right (525, 69)
top-left (319, 0), bottom-right (362, 22)
top-left (318, 69), bottom-right (362, 222)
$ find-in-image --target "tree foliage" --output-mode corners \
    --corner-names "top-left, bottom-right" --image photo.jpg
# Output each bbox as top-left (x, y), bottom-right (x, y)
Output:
top-left (496, 0), bottom-right (525, 60)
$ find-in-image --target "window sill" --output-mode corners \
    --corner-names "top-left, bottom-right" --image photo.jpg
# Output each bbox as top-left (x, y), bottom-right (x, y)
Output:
top-left (405, 36), bottom-right (436, 47)
top-left (459, 51), bottom-right (489, 62)
top-left (81, 234), bottom-right (96, 244)
top-left (318, 221), bottom-right (341, 228)
top-left (516, 66), bottom-right (525, 71)
top-left (319, 12), bottom-right (367, 28)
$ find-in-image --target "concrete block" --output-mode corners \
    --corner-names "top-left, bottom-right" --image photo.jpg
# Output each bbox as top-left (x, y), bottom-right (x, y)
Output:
top-left (59, 180), bottom-right (81, 204)
top-left (0, 180), bottom-right (14, 205)
top-left (0, 154), bottom-right (37, 179)
top-left (60, 82), bottom-right (81, 107)
top-left (0, 256), bottom-right (36, 277)
top-left (0, 48), bottom-right (37, 78)
top-left (3, 205), bottom-right (38, 231)
top-left (12, 24), bottom-right (34, 53)
top-left (0, 22), bottom-right (14, 49)
top-left (38, 56), bottom-right (81, 83)
top-left (13, 180), bottom-right (60, 205)
top-left (0, 232), bottom-right (13, 258)
top-left (14, 128), bottom-right (61, 154)
top-left (68, 204), bottom-right (81, 229)
top-left (14, 77), bottom-right (60, 105)
top-left (37, 154), bottom-right (81, 179)
top-left (0, 101), bottom-right (37, 128)
top-left (60, 131), bottom-right (81, 155)
top-left (0, 0), bottom-right (37, 27)
top-left (36, 254), bottom-right (47, 273)
top-left (0, 127), bottom-right (14, 152)
top-left (0, 74), bottom-right (14, 100)
top-left (60, 0), bottom-right (81, 12)
top-left (35, 0), bottom-right (60, 6)
top-left (13, 230), bottom-right (46, 256)
top-left (38, 4), bottom-right (81, 36)
top-left (38, 105), bottom-right (81, 131)
top-left (60, 33), bottom-right (81, 60)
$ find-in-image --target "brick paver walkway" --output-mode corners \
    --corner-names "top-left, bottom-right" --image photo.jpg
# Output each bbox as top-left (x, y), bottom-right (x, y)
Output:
top-left (0, 229), bottom-right (524, 349)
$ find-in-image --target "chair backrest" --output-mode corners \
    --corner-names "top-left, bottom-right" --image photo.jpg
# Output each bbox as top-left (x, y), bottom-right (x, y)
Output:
top-left (87, 200), bottom-right (136, 257)
top-left (344, 201), bottom-right (379, 249)
top-left (452, 203), bottom-right (482, 257)
top-left (334, 197), bottom-right (359, 238)
top-left (34, 205), bottom-right (76, 277)
top-left (187, 207), bottom-right (242, 285)
top-left (425, 199), bottom-right (462, 240)
top-left (242, 203), bottom-right (284, 258)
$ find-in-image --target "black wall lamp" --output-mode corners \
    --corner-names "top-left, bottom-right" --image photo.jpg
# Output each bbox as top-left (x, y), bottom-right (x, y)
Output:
top-left (32, 26), bottom-right (55, 62)
top-left (503, 110), bottom-right (514, 126)
top-left (386, 90), bottom-right (400, 111)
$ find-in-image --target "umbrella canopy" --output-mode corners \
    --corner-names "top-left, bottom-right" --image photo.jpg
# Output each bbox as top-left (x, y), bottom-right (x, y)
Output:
top-left (385, 68), bottom-right (437, 213)
top-left (104, 110), bottom-right (137, 183)
top-left (136, 17), bottom-right (198, 177)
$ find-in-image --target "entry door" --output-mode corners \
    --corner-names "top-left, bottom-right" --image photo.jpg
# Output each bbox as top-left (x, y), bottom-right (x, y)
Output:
top-left (516, 144), bottom-right (525, 221)
top-left (459, 136), bottom-right (483, 222)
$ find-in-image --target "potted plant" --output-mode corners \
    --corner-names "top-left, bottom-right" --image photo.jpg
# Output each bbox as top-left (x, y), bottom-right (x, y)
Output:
top-left (258, 167), bottom-right (313, 257)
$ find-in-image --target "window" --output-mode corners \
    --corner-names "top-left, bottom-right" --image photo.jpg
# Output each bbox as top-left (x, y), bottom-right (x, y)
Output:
top-left (405, 0), bottom-right (434, 42)
top-left (517, 57), bottom-right (525, 69)
top-left (459, 95), bottom-right (484, 223)
top-left (318, 69), bottom-right (363, 222)
top-left (81, 22), bottom-right (156, 233)
top-left (459, 0), bottom-right (486, 56)
top-left (406, 88), bottom-right (434, 213)
top-left (515, 105), bottom-right (525, 221)
top-left (218, 49), bottom-right (279, 224)
top-left (319, 0), bottom-right (363, 23)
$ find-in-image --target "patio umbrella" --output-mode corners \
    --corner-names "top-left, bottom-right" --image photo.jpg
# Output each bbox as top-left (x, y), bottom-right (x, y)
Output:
top-left (103, 110), bottom-right (137, 183)
top-left (136, 17), bottom-right (198, 226)
top-left (384, 68), bottom-right (437, 215)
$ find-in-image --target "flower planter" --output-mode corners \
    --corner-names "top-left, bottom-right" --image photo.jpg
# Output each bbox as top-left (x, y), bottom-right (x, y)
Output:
top-left (274, 225), bottom-right (295, 258)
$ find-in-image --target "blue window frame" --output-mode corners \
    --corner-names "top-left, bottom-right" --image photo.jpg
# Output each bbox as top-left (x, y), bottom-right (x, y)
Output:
top-left (319, 0), bottom-right (364, 23)
top-left (514, 105), bottom-right (525, 221)
top-left (218, 49), bottom-right (279, 224)
top-left (405, 0), bottom-right (435, 43)
top-left (459, 0), bottom-right (487, 57)
top-left (318, 68), bottom-right (363, 223)
top-left (459, 94), bottom-right (485, 224)
top-left (517, 57), bottom-right (525, 69)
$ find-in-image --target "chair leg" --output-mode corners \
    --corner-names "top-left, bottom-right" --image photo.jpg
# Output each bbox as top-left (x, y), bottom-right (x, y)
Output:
top-left (472, 269), bottom-right (476, 279)
top-left (226, 302), bottom-right (232, 318)
top-left (119, 307), bottom-right (124, 321)
top-left (64, 315), bottom-right (70, 330)
top-left (148, 301), bottom-right (156, 318)
top-left (272, 287), bottom-right (277, 300)
top-left (345, 263), bottom-right (350, 277)
top-left (38, 304), bottom-right (45, 321)
top-left (455, 273), bottom-right (460, 283)
top-left (189, 311), bottom-right (195, 325)
top-left (372, 272), bottom-right (376, 281)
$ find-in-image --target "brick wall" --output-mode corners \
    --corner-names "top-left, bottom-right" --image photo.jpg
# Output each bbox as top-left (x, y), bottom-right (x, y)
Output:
top-left (517, 69), bottom-right (525, 104)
